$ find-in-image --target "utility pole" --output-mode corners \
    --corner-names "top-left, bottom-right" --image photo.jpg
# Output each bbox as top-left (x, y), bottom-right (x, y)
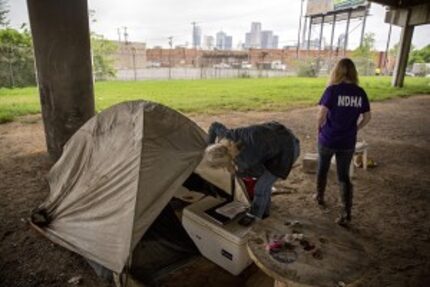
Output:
top-left (168, 36), bottom-right (173, 80)
top-left (123, 26), bottom-right (128, 44)
top-left (117, 27), bottom-right (122, 42)
top-left (296, 0), bottom-right (304, 58)
top-left (131, 47), bottom-right (137, 81)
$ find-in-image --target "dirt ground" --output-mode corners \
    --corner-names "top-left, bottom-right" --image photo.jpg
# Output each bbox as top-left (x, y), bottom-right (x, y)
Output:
top-left (1, 95), bottom-right (429, 287)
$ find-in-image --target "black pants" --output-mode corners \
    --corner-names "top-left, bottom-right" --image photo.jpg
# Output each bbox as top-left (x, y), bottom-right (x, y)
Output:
top-left (317, 144), bottom-right (354, 220)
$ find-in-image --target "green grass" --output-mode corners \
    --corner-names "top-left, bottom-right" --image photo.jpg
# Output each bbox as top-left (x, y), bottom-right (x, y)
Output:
top-left (1, 76), bottom-right (430, 123)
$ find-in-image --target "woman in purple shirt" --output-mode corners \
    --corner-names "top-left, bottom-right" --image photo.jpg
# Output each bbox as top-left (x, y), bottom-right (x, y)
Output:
top-left (316, 58), bottom-right (371, 226)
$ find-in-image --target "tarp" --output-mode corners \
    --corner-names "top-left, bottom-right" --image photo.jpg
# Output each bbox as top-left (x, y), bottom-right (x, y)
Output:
top-left (33, 101), bottom-right (209, 273)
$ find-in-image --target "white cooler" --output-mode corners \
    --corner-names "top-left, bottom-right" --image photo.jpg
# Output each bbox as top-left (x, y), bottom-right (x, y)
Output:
top-left (182, 196), bottom-right (253, 275)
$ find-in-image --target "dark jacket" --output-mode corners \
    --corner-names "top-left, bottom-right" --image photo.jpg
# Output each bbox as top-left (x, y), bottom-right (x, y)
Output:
top-left (208, 121), bottom-right (300, 179)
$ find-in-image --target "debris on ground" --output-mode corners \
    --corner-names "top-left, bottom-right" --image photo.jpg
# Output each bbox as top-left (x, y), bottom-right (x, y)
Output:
top-left (67, 275), bottom-right (82, 285)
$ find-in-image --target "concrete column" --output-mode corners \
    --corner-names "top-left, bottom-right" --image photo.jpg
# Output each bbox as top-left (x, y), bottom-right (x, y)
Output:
top-left (296, 0), bottom-right (305, 58)
top-left (307, 17), bottom-right (312, 53)
top-left (302, 16), bottom-right (308, 50)
top-left (359, 6), bottom-right (368, 47)
top-left (318, 16), bottom-right (325, 53)
top-left (384, 23), bottom-right (392, 75)
top-left (27, 0), bottom-right (95, 161)
top-left (392, 24), bottom-right (414, 87)
top-left (330, 14), bottom-right (337, 54)
top-left (344, 10), bottom-right (352, 56)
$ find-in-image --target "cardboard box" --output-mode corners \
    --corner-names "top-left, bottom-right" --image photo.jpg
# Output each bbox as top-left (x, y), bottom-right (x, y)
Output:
top-left (302, 153), bottom-right (318, 174)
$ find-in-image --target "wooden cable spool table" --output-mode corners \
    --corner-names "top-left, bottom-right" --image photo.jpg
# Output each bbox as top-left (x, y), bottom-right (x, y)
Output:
top-left (247, 215), bottom-right (370, 287)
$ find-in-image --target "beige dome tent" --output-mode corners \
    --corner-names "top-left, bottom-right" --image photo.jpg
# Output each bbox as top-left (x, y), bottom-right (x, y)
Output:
top-left (30, 101), bottom-right (249, 285)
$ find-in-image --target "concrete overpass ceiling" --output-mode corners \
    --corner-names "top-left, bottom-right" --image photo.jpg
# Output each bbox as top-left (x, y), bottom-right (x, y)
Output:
top-left (369, 0), bottom-right (430, 8)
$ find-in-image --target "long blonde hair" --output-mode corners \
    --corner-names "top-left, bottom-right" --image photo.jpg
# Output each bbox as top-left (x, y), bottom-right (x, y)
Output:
top-left (204, 139), bottom-right (239, 170)
top-left (329, 58), bottom-right (359, 86)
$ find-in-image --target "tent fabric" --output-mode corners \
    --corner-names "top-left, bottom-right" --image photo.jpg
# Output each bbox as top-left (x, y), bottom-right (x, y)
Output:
top-left (34, 101), bottom-right (208, 273)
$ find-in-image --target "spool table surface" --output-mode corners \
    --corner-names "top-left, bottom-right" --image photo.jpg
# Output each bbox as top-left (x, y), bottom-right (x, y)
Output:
top-left (246, 215), bottom-right (370, 287)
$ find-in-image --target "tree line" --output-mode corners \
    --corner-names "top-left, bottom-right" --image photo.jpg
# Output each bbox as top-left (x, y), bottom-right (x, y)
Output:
top-left (0, 1), bottom-right (117, 88)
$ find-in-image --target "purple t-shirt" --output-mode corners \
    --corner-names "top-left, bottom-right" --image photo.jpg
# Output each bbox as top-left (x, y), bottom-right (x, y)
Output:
top-left (318, 82), bottom-right (370, 150)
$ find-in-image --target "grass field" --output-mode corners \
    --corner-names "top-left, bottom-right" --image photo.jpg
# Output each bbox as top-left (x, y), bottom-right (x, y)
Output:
top-left (1, 76), bottom-right (429, 123)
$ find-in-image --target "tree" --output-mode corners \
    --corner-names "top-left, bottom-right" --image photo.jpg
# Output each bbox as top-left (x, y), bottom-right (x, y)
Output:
top-left (408, 45), bottom-right (430, 65)
top-left (0, 27), bottom-right (36, 87)
top-left (91, 34), bottom-right (118, 81)
top-left (88, 9), bottom-right (117, 80)
top-left (351, 33), bottom-right (376, 76)
top-left (0, 1), bottom-right (35, 88)
top-left (389, 42), bottom-right (415, 59)
top-left (389, 43), bottom-right (399, 59)
top-left (0, 0), bottom-right (9, 27)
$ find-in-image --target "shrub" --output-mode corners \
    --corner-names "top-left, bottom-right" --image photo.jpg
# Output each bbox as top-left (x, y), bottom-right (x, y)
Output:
top-left (297, 60), bottom-right (319, 77)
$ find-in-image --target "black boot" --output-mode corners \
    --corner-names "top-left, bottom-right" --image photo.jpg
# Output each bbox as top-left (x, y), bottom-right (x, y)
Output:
top-left (315, 176), bottom-right (327, 205)
top-left (337, 182), bottom-right (353, 226)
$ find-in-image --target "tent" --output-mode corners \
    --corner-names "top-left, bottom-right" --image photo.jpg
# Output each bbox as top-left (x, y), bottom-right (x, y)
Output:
top-left (30, 101), bottom-right (249, 285)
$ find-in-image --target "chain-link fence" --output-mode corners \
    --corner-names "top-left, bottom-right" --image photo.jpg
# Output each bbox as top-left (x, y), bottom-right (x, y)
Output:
top-left (289, 54), bottom-right (379, 78)
top-left (0, 43), bottom-right (36, 88)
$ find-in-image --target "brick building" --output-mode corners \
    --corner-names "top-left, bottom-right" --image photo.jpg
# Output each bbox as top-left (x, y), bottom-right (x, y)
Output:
top-left (145, 47), bottom-right (393, 72)
top-left (112, 41), bottom-right (147, 70)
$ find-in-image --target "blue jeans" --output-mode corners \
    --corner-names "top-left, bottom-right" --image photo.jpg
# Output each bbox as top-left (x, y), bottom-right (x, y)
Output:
top-left (249, 140), bottom-right (300, 219)
top-left (317, 144), bottom-right (354, 220)
top-left (249, 170), bottom-right (278, 219)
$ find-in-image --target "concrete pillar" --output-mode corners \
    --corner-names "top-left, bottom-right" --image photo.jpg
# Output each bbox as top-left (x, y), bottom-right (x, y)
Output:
top-left (318, 16), bottom-right (325, 53)
top-left (392, 25), bottom-right (414, 87)
top-left (296, 0), bottom-right (304, 58)
top-left (302, 16), bottom-right (308, 50)
top-left (307, 17), bottom-right (312, 52)
top-left (330, 14), bottom-right (337, 54)
top-left (344, 10), bottom-right (352, 56)
top-left (359, 6), bottom-right (368, 47)
top-left (27, 0), bottom-right (95, 161)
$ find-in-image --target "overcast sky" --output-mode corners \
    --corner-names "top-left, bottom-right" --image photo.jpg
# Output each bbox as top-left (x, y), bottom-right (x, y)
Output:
top-left (7, 0), bottom-right (430, 50)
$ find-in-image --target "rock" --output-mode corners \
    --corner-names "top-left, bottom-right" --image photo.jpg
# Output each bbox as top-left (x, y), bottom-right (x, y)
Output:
top-left (68, 275), bottom-right (82, 285)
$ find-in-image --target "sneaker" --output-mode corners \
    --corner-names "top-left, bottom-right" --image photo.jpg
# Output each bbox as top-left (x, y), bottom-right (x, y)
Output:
top-left (238, 214), bottom-right (256, 226)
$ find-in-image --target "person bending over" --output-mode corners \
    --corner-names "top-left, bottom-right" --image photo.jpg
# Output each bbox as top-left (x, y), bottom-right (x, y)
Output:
top-left (316, 58), bottom-right (371, 227)
top-left (205, 121), bottom-right (300, 225)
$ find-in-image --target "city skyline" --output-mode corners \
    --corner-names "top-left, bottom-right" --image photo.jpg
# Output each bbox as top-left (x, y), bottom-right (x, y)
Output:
top-left (7, 0), bottom-right (430, 51)
top-left (190, 22), bottom-right (280, 50)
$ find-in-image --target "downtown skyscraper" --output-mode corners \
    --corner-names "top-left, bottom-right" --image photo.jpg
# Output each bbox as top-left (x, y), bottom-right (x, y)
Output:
top-left (192, 23), bottom-right (202, 48)
top-left (244, 22), bottom-right (279, 49)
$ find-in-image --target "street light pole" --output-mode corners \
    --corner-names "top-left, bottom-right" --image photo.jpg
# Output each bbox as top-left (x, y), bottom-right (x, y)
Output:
top-left (168, 36), bottom-right (173, 80)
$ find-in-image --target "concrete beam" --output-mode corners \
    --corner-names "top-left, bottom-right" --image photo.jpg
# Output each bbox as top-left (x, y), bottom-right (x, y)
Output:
top-left (27, 0), bottom-right (95, 161)
top-left (385, 4), bottom-right (430, 27)
top-left (392, 24), bottom-right (414, 87)
top-left (372, 0), bottom-right (429, 9)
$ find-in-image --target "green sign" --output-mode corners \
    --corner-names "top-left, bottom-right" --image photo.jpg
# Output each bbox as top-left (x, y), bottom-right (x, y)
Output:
top-left (333, 0), bottom-right (366, 10)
